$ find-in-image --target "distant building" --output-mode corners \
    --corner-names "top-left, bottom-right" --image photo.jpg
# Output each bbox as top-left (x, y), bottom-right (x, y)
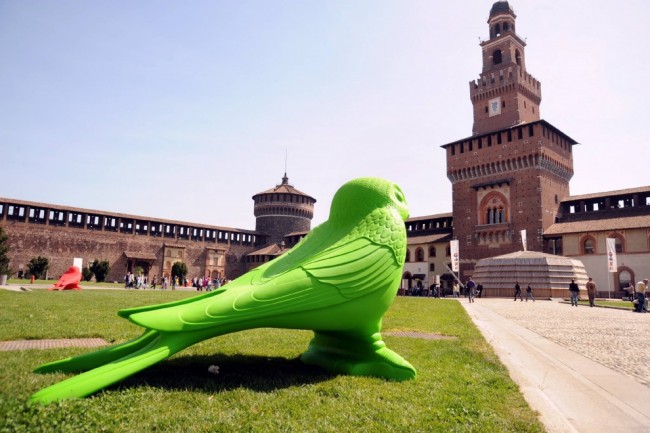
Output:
top-left (0, 173), bottom-right (314, 283)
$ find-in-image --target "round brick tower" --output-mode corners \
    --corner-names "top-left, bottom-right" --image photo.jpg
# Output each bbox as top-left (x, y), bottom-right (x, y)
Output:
top-left (252, 174), bottom-right (316, 245)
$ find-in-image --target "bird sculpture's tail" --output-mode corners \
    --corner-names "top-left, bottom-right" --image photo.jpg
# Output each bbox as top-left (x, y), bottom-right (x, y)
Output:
top-left (29, 330), bottom-right (208, 404)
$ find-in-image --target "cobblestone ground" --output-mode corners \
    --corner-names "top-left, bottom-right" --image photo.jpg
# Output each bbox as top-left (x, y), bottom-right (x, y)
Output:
top-left (471, 298), bottom-right (650, 387)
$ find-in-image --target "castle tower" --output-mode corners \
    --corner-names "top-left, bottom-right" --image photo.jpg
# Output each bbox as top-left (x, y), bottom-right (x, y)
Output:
top-left (442, 1), bottom-right (577, 278)
top-left (252, 174), bottom-right (316, 245)
top-left (471, 1), bottom-right (541, 135)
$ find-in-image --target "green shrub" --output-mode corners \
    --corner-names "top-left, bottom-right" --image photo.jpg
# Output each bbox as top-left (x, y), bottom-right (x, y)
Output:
top-left (26, 256), bottom-right (49, 279)
top-left (90, 259), bottom-right (110, 282)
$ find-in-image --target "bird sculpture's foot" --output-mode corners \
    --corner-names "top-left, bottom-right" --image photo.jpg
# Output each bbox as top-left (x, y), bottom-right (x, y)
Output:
top-left (300, 331), bottom-right (416, 381)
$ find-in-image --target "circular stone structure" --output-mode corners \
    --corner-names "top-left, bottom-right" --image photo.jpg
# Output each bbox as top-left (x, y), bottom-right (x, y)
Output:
top-left (471, 250), bottom-right (589, 298)
top-left (252, 174), bottom-right (316, 245)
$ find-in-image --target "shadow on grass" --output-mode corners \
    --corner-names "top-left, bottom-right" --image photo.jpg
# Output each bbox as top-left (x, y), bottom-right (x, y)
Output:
top-left (112, 353), bottom-right (336, 394)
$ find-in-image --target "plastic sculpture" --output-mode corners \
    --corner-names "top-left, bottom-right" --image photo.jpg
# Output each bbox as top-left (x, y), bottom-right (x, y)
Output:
top-left (48, 266), bottom-right (82, 291)
top-left (31, 177), bottom-right (416, 403)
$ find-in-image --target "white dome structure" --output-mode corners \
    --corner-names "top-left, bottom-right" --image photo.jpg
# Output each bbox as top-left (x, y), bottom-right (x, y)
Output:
top-left (471, 251), bottom-right (589, 298)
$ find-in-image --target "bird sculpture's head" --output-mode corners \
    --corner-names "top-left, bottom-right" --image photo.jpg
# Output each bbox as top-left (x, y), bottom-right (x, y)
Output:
top-left (329, 177), bottom-right (409, 226)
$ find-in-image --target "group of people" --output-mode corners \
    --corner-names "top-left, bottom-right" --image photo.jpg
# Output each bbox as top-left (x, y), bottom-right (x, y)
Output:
top-left (568, 277), bottom-right (647, 311)
top-left (124, 272), bottom-right (156, 290)
top-left (190, 276), bottom-right (227, 291)
top-left (123, 272), bottom-right (231, 291)
top-left (513, 282), bottom-right (535, 302)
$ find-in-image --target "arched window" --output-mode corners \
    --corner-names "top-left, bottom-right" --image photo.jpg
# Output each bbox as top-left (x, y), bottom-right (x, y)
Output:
top-left (515, 49), bottom-right (521, 66)
top-left (479, 191), bottom-right (510, 225)
top-left (415, 248), bottom-right (424, 261)
top-left (618, 270), bottom-right (632, 291)
top-left (429, 246), bottom-right (436, 257)
top-left (503, 22), bottom-right (510, 32)
top-left (493, 49), bottom-right (503, 65)
top-left (582, 237), bottom-right (595, 254)
top-left (405, 249), bottom-right (411, 262)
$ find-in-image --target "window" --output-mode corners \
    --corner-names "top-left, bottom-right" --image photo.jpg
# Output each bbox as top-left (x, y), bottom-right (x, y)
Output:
top-left (429, 247), bottom-right (436, 257)
top-left (416, 248), bottom-right (424, 262)
top-left (405, 249), bottom-right (411, 262)
top-left (618, 270), bottom-right (632, 290)
top-left (583, 238), bottom-right (595, 254)
top-left (429, 263), bottom-right (435, 272)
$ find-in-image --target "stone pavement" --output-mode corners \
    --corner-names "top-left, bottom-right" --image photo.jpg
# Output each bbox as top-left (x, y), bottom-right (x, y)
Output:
top-left (460, 298), bottom-right (650, 433)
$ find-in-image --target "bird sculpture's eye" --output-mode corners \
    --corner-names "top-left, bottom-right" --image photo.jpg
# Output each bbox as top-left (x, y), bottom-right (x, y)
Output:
top-left (393, 186), bottom-right (406, 204)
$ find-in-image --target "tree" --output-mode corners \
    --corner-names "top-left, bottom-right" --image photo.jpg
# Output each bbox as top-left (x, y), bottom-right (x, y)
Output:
top-left (27, 256), bottom-right (49, 279)
top-left (0, 227), bottom-right (10, 276)
top-left (90, 259), bottom-right (110, 283)
top-left (81, 267), bottom-right (94, 282)
top-left (171, 262), bottom-right (188, 284)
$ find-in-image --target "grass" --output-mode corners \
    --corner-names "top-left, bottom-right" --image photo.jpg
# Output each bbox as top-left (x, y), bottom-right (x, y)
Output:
top-left (0, 290), bottom-right (545, 432)
top-left (8, 278), bottom-right (135, 289)
top-left (576, 299), bottom-right (635, 310)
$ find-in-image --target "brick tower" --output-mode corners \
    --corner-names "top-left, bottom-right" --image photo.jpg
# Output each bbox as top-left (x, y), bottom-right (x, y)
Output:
top-left (252, 174), bottom-right (316, 245)
top-left (442, 1), bottom-right (577, 278)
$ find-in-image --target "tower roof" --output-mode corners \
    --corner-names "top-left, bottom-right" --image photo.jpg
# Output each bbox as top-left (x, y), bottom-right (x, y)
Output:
top-left (252, 174), bottom-right (316, 201)
top-left (489, 1), bottom-right (514, 18)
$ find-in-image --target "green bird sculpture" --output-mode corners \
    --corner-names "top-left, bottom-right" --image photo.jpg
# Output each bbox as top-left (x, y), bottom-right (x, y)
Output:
top-left (31, 177), bottom-right (416, 404)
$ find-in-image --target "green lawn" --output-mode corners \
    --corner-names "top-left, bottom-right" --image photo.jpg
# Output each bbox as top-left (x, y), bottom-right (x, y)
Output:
top-left (577, 299), bottom-right (635, 310)
top-left (0, 290), bottom-right (545, 432)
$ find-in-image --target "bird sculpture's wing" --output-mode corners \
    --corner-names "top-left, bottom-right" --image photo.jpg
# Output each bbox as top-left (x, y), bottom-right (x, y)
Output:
top-left (123, 237), bottom-right (400, 333)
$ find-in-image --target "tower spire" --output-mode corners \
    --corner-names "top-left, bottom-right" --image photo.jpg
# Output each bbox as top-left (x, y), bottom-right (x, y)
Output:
top-left (282, 149), bottom-right (289, 185)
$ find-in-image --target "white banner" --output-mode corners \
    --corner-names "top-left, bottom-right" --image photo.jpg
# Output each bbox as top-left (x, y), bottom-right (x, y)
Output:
top-left (450, 240), bottom-right (460, 272)
top-left (606, 238), bottom-right (617, 273)
top-left (73, 257), bottom-right (83, 271)
top-left (520, 229), bottom-right (527, 251)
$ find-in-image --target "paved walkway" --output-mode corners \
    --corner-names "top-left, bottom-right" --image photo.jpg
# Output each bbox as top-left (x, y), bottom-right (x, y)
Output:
top-left (460, 298), bottom-right (650, 433)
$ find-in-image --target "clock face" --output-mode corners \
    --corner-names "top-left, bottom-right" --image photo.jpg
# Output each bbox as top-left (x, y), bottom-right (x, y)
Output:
top-left (488, 97), bottom-right (501, 117)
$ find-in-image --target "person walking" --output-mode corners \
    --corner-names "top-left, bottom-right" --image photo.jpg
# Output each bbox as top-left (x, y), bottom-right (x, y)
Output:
top-left (586, 277), bottom-right (597, 307)
top-left (514, 282), bottom-right (523, 301)
top-left (569, 279), bottom-right (580, 306)
top-left (525, 283), bottom-right (535, 302)
top-left (634, 278), bottom-right (648, 313)
top-left (453, 282), bottom-right (460, 298)
top-left (466, 277), bottom-right (476, 303)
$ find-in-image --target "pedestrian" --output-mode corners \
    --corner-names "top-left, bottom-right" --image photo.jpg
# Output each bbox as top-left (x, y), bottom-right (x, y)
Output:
top-left (525, 283), bottom-right (535, 302)
top-left (466, 277), bottom-right (476, 303)
top-left (514, 282), bottom-right (523, 301)
top-left (477, 283), bottom-right (484, 298)
top-left (586, 277), bottom-right (596, 307)
top-left (634, 278), bottom-right (648, 313)
top-left (453, 281), bottom-right (460, 298)
top-left (569, 279), bottom-right (580, 306)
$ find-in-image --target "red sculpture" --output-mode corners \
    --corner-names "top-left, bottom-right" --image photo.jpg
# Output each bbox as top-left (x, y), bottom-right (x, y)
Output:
top-left (49, 266), bottom-right (83, 291)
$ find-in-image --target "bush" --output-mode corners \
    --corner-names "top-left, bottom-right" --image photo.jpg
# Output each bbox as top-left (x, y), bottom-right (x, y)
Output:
top-left (171, 261), bottom-right (188, 282)
top-left (90, 259), bottom-right (110, 282)
top-left (0, 227), bottom-right (10, 276)
top-left (26, 256), bottom-right (49, 279)
top-left (81, 267), bottom-right (94, 282)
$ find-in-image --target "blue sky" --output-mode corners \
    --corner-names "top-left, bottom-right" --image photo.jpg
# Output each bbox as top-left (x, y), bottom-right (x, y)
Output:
top-left (1, 1), bottom-right (649, 230)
